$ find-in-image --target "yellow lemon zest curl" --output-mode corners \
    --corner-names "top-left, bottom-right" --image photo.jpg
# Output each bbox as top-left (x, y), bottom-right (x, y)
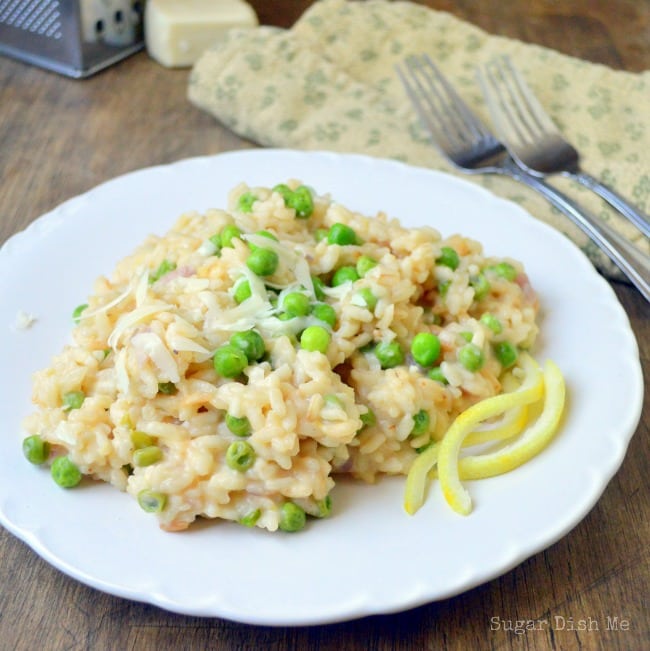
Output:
top-left (404, 353), bottom-right (566, 516)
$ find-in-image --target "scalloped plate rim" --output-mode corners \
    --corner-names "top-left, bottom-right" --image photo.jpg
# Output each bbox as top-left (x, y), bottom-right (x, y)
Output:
top-left (0, 149), bottom-right (643, 625)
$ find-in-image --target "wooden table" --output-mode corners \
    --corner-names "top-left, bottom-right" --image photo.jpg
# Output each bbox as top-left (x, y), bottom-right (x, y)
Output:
top-left (1, 2), bottom-right (647, 649)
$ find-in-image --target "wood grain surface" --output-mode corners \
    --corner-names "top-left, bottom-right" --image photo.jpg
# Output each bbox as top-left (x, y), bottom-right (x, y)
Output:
top-left (0, 2), bottom-right (648, 650)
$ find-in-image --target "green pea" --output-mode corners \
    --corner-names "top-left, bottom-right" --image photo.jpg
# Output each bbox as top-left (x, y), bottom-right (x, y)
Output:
top-left (62, 390), bottom-right (85, 411)
top-left (131, 431), bottom-right (155, 449)
top-left (237, 191), bottom-right (257, 213)
top-left (208, 233), bottom-right (222, 255)
top-left (314, 228), bottom-right (329, 242)
top-left (416, 441), bottom-right (435, 454)
top-left (436, 246), bottom-right (460, 270)
top-left (374, 341), bottom-right (404, 369)
top-left (427, 366), bottom-right (448, 384)
top-left (272, 183), bottom-right (292, 201)
top-left (276, 182), bottom-right (310, 215)
top-left (460, 331), bottom-right (473, 343)
top-left (312, 303), bottom-right (337, 328)
top-left (157, 382), bottom-right (177, 395)
top-left (480, 313), bottom-right (503, 334)
top-left (246, 247), bottom-right (279, 276)
top-left (22, 435), bottom-right (50, 465)
top-left (226, 413), bottom-right (251, 437)
top-left (149, 259), bottom-right (176, 284)
top-left (493, 341), bottom-right (518, 368)
top-left (360, 408), bottom-right (376, 428)
top-left (133, 445), bottom-right (163, 467)
top-left (410, 332), bottom-right (441, 367)
top-left (283, 291), bottom-right (311, 317)
top-left (226, 440), bottom-right (256, 471)
top-left (300, 326), bottom-right (331, 354)
top-left (220, 224), bottom-right (242, 249)
top-left (230, 330), bottom-right (265, 362)
top-left (258, 229), bottom-right (277, 239)
top-left (72, 303), bottom-right (88, 323)
top-left (438, 280), bottom-right (451, 298)
top-left (411, 409), bottom-right (430, 436)
top-left (327, 223), bottom-right (358, 246)
top-left (213, 344), bottom-right (248, 378)
top-left (287, 185), bottom-right (314, 218)
top-left (311, 275), bottom-right (326, 300)
top-left (331, 266), bottom-right (359, 286)
top-left (279, 502), bottom-right (306, 532)
top-left (239, 509), bottom-right (261, 527)
top-left (471, 273), bottom-right (491, 300)
top-left (458, 343), bottom-right (484, 372)
top-left (233, 279), bottom-right (252, 304)
top-left (356, 255), bottom-right (377, 277)
top-left (137, 489), bottom-right (167, 513)
top-left (315, 495), bottom-right (332, 518)
top-left (355, 288), bottom-right (377, 311)
top-left (489, 262), bottom-right (518, 281)
top-left (51, 456), bottom-right (82, 488)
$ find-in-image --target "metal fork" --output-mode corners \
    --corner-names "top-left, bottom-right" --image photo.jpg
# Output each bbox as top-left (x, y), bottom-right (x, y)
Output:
top-left (478, 55), bottom-right (650, 239)
top-left (396, 55), bottom-right (650, 302)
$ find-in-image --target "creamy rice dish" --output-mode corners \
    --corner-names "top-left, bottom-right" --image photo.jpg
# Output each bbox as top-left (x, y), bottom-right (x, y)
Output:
top-left (22, 181), bottom-right (539, 532)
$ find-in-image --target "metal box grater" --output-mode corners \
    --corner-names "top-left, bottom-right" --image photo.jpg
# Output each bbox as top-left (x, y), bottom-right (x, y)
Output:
top-left (0, 1), bottom-right (145, 78)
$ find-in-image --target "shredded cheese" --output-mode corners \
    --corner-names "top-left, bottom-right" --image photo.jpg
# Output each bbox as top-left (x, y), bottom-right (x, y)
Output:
top-left (114, 349), bottom-right (130, 394)
top-left (198, 239), bottom-right (218, 256)
top-left (14, 309), bottom-right (37, 330)
top-left (294, 255), bottom-right (316, 298)
top-left (81, 284), bottom-right (133, 320)
top-left (258, 314), bottom-right (325, 337)
top-left (131, 332), bottom-right (180, 383)
top-left (134, 269), bottom-right (151, 306)
top-left (108, 302), bottom-right (172, 349)
top-left (204, 294), bottom-right (274, 333)
top-left (167, 333), bottom-right (211, 359)
top-left (242, 233), bottom-right (317, 294)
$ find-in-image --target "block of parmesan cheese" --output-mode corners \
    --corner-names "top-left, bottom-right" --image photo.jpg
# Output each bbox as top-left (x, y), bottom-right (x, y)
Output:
top-left (145, 0), bottom-right (258, 68)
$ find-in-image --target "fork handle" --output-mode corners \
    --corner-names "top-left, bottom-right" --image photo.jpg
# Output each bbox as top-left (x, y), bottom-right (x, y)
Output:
top-left (506, 165), bottom-right (650, 302)
top-left (567, 170), bottom-right (650, 240)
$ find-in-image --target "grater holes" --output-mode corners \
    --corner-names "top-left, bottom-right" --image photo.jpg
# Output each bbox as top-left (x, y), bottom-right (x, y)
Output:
top-left (0, 0), bottom-right (62, 39)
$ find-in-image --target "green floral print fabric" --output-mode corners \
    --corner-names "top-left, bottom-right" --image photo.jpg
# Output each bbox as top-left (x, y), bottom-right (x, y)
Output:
top-left (188, 0), bottom-right (650, 277)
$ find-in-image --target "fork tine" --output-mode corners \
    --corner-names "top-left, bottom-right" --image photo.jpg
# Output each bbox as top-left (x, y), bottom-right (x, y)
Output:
top-left (499, 56), bottom-right (559, 135)
top-left (397, 55), bottom-right (463, 153)
top-left (396, 57), bottom-right (453, 151)
top-left (482, 56), bottom-right (557, 145)
top-left (479, 59), bottom-right (531, 146)
top-left (419, 55), bottom-right (491, 142)
top-left (398, 55), bottom-right (492, 151)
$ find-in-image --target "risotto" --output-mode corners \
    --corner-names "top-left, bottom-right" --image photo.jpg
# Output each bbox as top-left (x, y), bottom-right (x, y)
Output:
top-left (22, 181), bottom-right (539, 532)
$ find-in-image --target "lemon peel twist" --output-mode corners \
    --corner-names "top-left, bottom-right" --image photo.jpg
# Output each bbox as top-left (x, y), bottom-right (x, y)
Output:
top-left (404, 353), bottom-right (565, 517)
top-left (455, 360), bottom-right (565, 482)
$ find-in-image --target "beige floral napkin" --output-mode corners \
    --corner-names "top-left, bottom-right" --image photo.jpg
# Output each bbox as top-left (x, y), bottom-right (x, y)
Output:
top-left (188, 0), bottom-right (650, 277)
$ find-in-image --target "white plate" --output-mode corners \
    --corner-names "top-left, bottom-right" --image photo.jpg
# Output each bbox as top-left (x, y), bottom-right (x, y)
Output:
top-left (0, 150), bottom-right (643, 625)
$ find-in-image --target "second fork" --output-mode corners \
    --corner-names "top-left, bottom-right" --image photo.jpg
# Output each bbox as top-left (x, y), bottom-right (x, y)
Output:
top-left (397, 55), bottom-right (650, 302)
top-left (478, 55), bottom-right (650, 239)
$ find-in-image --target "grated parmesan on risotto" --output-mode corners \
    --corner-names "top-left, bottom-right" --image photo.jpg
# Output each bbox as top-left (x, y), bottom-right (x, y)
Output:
top-left (22, 181), bottom-right (539, 532)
